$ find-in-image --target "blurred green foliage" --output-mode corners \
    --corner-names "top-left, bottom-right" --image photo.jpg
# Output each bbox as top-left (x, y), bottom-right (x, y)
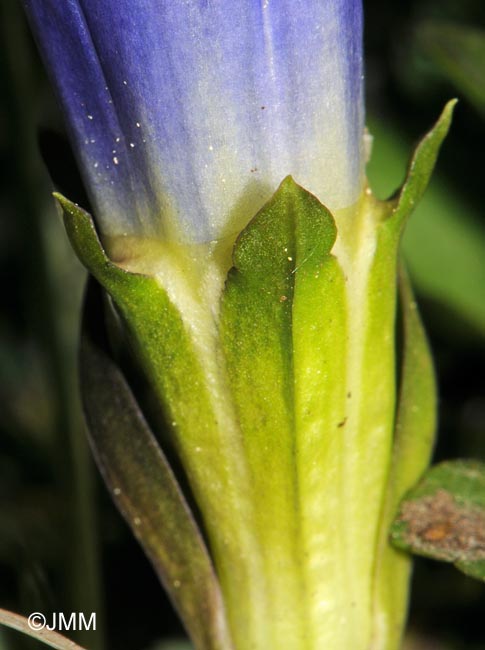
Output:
top-left (416, 22), bottom-right (485, 116)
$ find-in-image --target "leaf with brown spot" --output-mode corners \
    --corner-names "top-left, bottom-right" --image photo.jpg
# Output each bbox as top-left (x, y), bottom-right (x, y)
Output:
top-left (391, 460), bottom-right (485, 581)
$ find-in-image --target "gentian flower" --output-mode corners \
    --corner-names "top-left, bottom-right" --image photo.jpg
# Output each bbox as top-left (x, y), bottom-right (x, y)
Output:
top-left (24, 0), bottom-right (363, 244)
top-left (22, 1), bottom-right (453, 649)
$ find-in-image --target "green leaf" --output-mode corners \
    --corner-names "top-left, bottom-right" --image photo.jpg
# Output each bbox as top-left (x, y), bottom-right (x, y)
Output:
top-left (391, 460), bottom-right (485, 582)
top-left (416, 22), bottom-right (485, 116)
top-left (80, 281), bottom-right (232, 650)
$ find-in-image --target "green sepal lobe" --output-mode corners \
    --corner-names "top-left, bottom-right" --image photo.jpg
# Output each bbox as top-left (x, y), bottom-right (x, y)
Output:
top-left (370, 267), bottom-right (437, 650)
top-left (80, 281), bottom-right (232, 650)
top-left (387, 99), bottom-right (457, 233)
top-left (220, 176), bottom-right (349, 648)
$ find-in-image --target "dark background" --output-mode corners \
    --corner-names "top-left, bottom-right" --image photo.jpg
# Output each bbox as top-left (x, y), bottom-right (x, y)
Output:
top-left (0, 0), bottom-right (484, 648)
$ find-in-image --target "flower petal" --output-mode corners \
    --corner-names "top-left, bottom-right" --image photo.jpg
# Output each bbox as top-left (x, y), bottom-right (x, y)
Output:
top-left (24, 0), bottom-right (364, 242)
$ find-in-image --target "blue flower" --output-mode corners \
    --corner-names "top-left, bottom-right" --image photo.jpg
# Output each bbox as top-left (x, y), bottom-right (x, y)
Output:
top-left (24, 0), bottom-right (364, 243)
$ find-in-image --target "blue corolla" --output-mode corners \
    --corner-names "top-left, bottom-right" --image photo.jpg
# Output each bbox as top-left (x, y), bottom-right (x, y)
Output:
top-left (23, 0), bottom-right (364, 243)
